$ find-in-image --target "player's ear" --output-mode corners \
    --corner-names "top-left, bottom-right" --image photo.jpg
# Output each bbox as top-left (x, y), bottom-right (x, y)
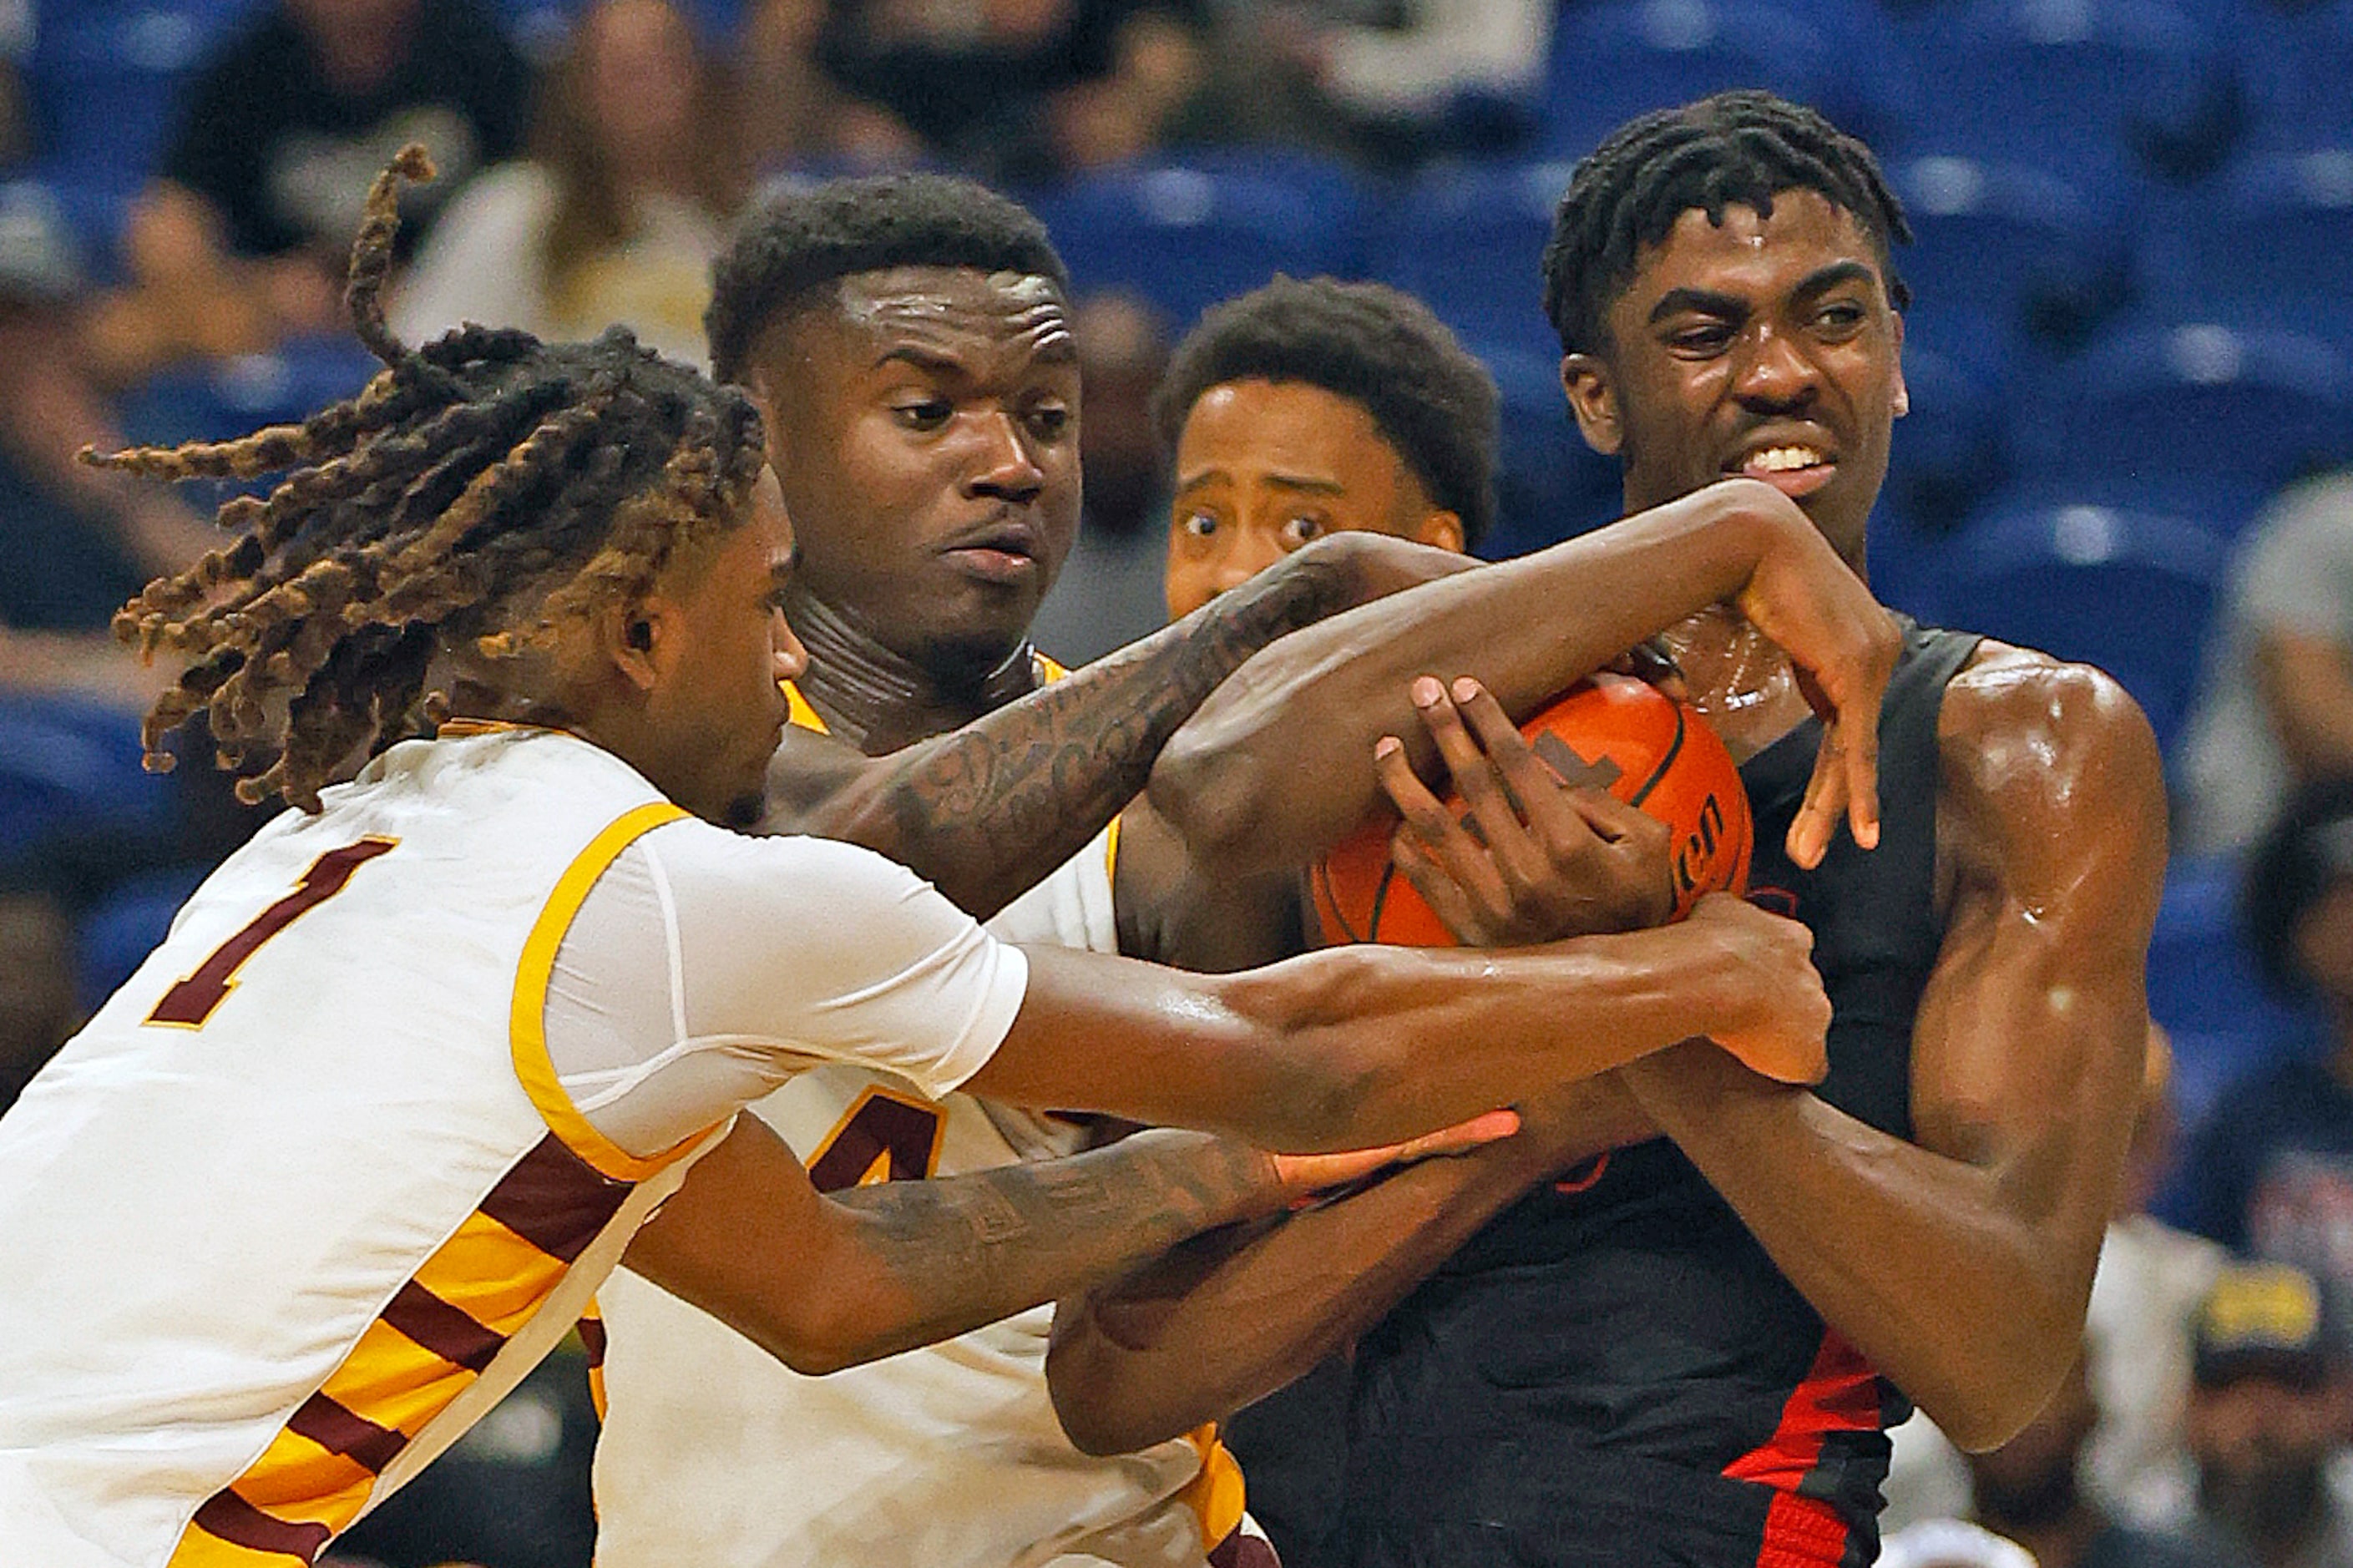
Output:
top-left (1413, 510), bottom-right (1465, 554)
top-left (1561, 353), bottom-right (1621, 458)
top-left (1890, 310), bottom-right (1910, 420)
top-left (602, 593), bottom-right (677, 693)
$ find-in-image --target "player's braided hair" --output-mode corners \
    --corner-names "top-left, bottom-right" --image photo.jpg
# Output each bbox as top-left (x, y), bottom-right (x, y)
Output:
top-left (1541, 91), bottom-right (1912, 357)
top-left (89, 145), bottom-right (767, 813)
top-left (1151, 276), bottom-right (1500, 549)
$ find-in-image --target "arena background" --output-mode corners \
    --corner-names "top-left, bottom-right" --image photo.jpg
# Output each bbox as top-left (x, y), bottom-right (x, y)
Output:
top-left (3, 1), bottom-right (2349, 1561)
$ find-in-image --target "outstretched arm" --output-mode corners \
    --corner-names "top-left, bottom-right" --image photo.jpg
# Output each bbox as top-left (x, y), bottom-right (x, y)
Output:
top-left (1617, 650), bottom-right (2166, 1450)
top-left (1046, 1075), bottom-right (1651, 1453)
top-left (763, 529), bottom-right (1468, 919)
top-left (625, 1114), bottom-right (1456, 1375)
top-left (1150, 478), bottom-right (1899, 878)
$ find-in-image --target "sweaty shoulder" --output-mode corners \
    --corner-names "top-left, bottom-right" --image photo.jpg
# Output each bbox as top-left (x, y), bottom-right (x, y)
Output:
top-left (1936, 640), bottom-right (2168, 893)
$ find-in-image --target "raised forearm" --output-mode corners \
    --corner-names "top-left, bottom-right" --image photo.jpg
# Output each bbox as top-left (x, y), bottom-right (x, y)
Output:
top-left (798, 1130), bottom-right (1281, 1375)
top-left (1151, 482), bottom-right (1796, 875)
top-left (797, 534), bottom-right (1457, 918)
top-left (1620, 1043), bottom-right (2112, 1450)
top-left (1049, 1083), bottom-right (1643, 1454)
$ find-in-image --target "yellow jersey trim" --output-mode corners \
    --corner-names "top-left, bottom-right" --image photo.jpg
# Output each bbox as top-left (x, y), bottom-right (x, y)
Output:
top-left (510, 801), bottom-right (707, 1182)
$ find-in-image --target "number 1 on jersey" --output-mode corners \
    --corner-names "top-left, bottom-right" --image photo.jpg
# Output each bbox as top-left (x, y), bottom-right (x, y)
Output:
top-left (148, 837), bottom-right (398, 1028)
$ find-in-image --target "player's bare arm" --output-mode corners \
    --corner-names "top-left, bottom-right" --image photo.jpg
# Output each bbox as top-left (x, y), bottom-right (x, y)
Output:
top-left (1150, 477), bottom-right (1900, 884)
top-left (762, 529), bottom-right (1467, 920)
top-left (1616, 645), bottom-right (2165, 1450)
top-left (1046, 681), bottom-right (1678, 1451)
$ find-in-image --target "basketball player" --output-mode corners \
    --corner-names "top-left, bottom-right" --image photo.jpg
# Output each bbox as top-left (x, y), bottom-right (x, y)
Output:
top-left (1048, 93), bottom-right (2168, 1568)
top-left (587, 203), bottom-right (1739, 1566)
top-left (0, 150), bottom-right (1843, 1568)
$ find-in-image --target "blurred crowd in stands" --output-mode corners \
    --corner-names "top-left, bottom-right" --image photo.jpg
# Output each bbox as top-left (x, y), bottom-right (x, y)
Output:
top-left (9, 0), bottom-right (2353, 1564)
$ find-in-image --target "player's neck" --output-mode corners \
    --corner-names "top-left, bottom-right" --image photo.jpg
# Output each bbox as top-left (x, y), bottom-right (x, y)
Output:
top-left (787, 589), bottom-right (1040, 755)
top-left (1656, 604), bottom-right (1815, 761)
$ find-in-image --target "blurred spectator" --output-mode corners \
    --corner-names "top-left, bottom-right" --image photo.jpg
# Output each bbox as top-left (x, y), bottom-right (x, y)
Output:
top-left (0, 185), bottom-right (209, 705)
top-left (393, 0), bottom-right (742, 363)
top-left (1030, 291), bottom-right (1172, 662)
top-left (1879, 1518), bottom-right (2041, 1568)
top-left (1964, 1348), bottom-right (2232, 1568)
top-left (87, 0), bottom-right (532, 382)
top-left (736, 0), bottom-right (919, 176)
top-left (1223, 0), bottom-right (1551, 166)
top-left (818, 0), bottom-right (1215, 181)
top-left (2087, 1025), bottom-right (2232, 1527)
top-left (0, 49), bottom-right (26, 165)
top-left (2180, 473), bottom-right (2353, 856)
top-left (2175, 1262), bottom-right (2353, 1568)
top-left (2165, 781), bottom-right (2353, 1344)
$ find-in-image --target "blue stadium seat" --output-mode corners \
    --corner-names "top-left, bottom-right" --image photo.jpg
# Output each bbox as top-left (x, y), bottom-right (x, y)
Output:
top-left (28, 1), bottom-right (261, 193)
top-left (120, 335), bottom-right (382, 449)
top-left (1928, 496), bottom-right (2229, 750)
top-left (74, 865), bottom-right (207, 1014)
top-left (1876, 342), bottom-right (2008, 539)
top-left (2142, 150), bottom-right (2353, 352)
top-left (1366, 158), bottom-right (1571, 362)
top-left (2230, 0), bottom-right (2353, 153)
top-left (2148, 852), bottom-right (2320, 1129)
top-left (2012, 322), bottom-right (2353, 502)
top-left (1021, 150), bottom-right (1374, 334)
top-left (1536, 0), bottom-right (1835, 159)
top-left (0, 695), bottom-right (175, 857)
top-left (1887, 155), bottom-right (2125, 352)
top-left (1896, 0), bottom-right (2226, 180)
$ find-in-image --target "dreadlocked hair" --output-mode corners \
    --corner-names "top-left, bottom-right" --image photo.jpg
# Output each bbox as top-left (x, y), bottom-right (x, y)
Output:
top-left (86, 144), bottom-right (768, 813)
top-left (1540, 90), bottom-right (1912, 357)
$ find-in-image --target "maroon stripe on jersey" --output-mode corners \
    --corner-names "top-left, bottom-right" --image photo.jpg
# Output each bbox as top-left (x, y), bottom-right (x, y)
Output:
top-left (1209, 1531), bottom-right (1283, 1568)
top-left (287, 1390), bottom-right (409, 1474)
top-left (190, 1488), bottom-right (333, 1561)
top-left (476, 1133), bottom-right (633, 1262)
top-left (382, 1280), bottom-right (506, 1373)
top-left (578, 1312), bottom-right (608, 1368)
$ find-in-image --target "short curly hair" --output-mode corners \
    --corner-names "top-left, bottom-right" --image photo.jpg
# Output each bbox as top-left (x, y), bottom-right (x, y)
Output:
top-left (1150, 276), bottom-right (1498, 549)
top-left (90, 147), bottom-right (767, 812)
top-left (1541, 90), bottom-right (1911, 357)
top-left (706, 173), bottom-right (1070, 382)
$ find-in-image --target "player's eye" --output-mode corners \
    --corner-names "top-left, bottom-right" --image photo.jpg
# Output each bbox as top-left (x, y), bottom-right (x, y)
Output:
top-left (1025, 403), bottom-right (1071, 440)
top-left (1814, 303), bottom-right (1865, 335)
top-left (893, 397), bottom-right (953, 431)
top-left (1280, 515), bottom-right (1326, 547)
top-left (1180, 509), bottom-right (1218, 540)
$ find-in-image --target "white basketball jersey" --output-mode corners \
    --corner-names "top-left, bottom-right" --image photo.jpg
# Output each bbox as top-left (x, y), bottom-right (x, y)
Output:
top-left (591, 678), bottom-right (1250, 1568)
top-left (0, 728), bottom-right (731, 1567)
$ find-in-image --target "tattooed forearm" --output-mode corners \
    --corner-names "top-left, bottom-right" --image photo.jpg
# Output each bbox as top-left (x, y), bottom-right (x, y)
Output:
top-left (823, 1129), bottom-right (1276, 1367)
top-left (794, 538), bottom-right (1377, 918)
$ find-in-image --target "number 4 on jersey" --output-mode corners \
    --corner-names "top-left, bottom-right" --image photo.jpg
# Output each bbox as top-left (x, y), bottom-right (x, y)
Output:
top-left (147, 837), bottom-right (397, 1029)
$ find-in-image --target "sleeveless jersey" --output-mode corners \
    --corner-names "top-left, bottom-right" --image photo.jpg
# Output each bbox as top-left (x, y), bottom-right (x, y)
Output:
top-left (590, 666), bottom-right (1262, 1568)
top-left (0, 731), bottom-right (722, 1568)
top-left (1336, 622), bottom-right (1981, 1568)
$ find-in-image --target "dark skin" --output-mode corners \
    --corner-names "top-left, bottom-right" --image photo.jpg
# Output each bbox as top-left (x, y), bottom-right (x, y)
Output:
top-left (1050, 190), bottom-right (2166, 1459)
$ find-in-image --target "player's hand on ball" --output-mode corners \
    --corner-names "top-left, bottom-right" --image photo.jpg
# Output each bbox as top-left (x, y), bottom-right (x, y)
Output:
top-left (1267, 1108), bottom-right (1524, 1206)
top-left (1375, 675), bottom-right (1673, 945)
top-left (1683, 893), bottom-right (1831, 1085)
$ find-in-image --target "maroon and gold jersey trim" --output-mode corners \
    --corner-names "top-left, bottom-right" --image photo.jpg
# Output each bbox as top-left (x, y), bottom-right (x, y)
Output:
top-left (167, 1135), bottom-right (634, 1565)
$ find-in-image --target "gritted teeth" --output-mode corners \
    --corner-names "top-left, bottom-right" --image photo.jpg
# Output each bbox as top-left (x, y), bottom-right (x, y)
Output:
top-left (1739, 445), bottom-right (1828, 474)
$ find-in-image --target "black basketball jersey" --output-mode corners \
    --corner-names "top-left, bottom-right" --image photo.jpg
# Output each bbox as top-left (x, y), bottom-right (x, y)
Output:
top-left (1335, 621), bottom-right (1981, 1568)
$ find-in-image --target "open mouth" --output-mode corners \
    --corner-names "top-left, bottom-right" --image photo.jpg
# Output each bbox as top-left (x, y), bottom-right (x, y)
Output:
top-left (1726, 442), bottom-right (1838, 499)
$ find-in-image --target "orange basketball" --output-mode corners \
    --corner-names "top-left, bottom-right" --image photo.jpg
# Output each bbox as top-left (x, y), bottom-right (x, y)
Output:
top-left (1310, 673), bottom-right (1753, 947)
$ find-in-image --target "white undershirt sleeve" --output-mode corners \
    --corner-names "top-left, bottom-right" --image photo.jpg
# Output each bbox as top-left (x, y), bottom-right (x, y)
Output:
top-left (541, 819), bottom-right (1030, 1158)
